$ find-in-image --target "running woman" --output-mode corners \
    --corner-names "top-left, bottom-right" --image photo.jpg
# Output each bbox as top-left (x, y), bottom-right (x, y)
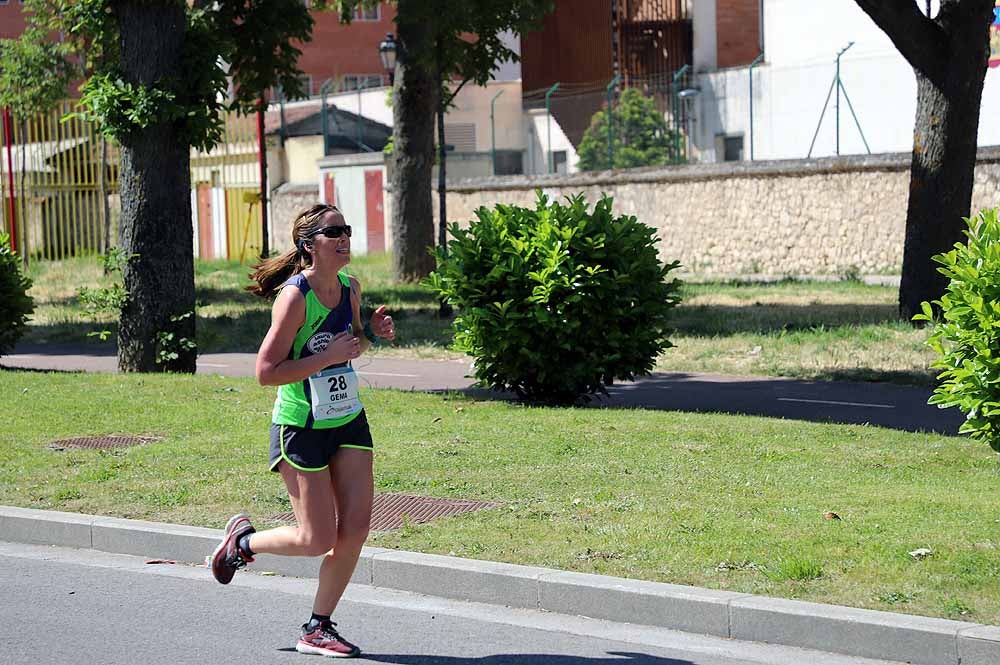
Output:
top-left (210, 203), bottom-right (395, 658)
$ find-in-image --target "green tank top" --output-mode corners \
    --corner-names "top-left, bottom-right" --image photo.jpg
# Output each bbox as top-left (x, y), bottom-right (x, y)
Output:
top-left (271, 271), bottom-right (362, 429)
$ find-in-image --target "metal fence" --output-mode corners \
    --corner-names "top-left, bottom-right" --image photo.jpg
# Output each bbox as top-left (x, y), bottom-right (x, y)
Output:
top-left (0, 102), bottom-right (119, 263)
top-left (190, 111), bottom-right (262, 263)
top-left (523, 66), bottom-right (694, 170)
top-left (1, 103), bottom-right (261, 264)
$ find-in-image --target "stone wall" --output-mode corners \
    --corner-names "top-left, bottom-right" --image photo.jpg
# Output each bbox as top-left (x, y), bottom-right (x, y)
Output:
top-left (270, 183), bottom-right (319, 254)
top-left (442, 148), bottom-right (1000, 278)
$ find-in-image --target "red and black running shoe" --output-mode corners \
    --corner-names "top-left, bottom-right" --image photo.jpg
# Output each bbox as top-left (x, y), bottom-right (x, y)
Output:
top-left (296, 621), bottom-right (361, 658)
top-left (210, 513), bottom-right (255, 584)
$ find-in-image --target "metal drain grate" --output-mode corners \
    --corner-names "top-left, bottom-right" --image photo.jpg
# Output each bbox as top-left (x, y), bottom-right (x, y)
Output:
top-left (269, 493), bottom-right (499, 531)
top-left (46, 435), bottom-right (162, 450)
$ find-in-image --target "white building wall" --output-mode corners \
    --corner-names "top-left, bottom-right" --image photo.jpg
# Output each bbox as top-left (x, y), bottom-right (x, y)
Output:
top-left (692, 0), bottom-right (717, 72)
top-left (320, 87), bottom-right (393, 128)
top-left (524, 108), bottom-right (579, 175)
top-left (320, 164), bottom-right (369, 255)
top-left (317, 153), bottom-right (387, 255)
top-left (692, 0), bottom-right (1000, 162)
top-left (442, 80), bottom-right (525, 152)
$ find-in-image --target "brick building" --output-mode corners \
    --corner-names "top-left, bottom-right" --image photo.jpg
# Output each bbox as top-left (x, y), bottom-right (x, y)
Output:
top-left (0, 2), bottom-right (27, 41)
top-left (292, 3), bottom-right (398, 96)
top-left (0, 2), bottom-right (397, 97)
top-left (520, 0), bottom-right (762, 154)
top-left (715, 0), bottom-right (763, 69)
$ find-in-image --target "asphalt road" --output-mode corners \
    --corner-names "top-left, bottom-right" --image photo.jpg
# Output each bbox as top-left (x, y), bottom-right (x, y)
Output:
top-left (5, 344), bottom-right (964, 435)
top-left (0, 542), bottom-right (901, 665)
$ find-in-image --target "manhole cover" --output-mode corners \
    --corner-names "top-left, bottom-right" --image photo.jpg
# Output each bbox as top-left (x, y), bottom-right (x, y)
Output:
top-left (46, 435), bottom-right (162, 450)
top-left (269, 493), bottom-right (499, 531)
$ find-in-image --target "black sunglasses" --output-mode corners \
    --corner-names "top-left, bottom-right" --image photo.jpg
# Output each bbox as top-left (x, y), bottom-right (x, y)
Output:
top-left (308, 225), bottom-right (352, 239)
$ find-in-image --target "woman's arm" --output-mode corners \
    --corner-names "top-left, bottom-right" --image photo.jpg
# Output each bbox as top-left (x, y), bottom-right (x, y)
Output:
top-left (349, 276), bottom-right (396, 356)
top-left (348, 276), bottom-right (371, 355)
top-left (255, 286), bottom-right (359, 386)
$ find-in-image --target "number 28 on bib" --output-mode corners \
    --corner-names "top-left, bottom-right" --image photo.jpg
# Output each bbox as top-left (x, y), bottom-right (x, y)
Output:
top-left (307, 366), bottom-right (362, 420)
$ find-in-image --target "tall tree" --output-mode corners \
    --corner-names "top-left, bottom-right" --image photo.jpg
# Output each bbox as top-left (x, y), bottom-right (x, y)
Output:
top-left (390, 0), bottom-right (438, 281)
top-left (577, 87), bottom-right (678, 172)
top-left (417, 0), bottom-right (554, 279)
top-left (334, 0), bottom-right (553, 282)
top-left (853, 0), bottom-right (995, 319)
top-left (2, 0), bottom-right (314, 372)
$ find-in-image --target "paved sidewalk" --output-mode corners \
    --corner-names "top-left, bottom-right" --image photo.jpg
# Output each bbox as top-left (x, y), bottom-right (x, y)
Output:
top-left (5, 343), bottom-right (964, 434)
top-left (2, 506), bottom-right (997, 665)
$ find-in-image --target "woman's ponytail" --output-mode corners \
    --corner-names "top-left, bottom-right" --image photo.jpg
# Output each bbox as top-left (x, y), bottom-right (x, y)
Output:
top-left (246, 203), bottom-right (342, 298)
top-left (247, 249), bottom-right (303, 298)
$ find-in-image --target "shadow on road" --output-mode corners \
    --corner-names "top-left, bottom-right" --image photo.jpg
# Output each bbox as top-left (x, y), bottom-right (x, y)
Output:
top-left (450, 371), bottom-right (962, 436)
top-left (362, 651), bottom-right (694, 665)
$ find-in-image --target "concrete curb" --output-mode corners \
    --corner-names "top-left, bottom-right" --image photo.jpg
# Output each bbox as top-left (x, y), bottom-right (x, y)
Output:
top-left (3, 505), bottom-right (998, 665)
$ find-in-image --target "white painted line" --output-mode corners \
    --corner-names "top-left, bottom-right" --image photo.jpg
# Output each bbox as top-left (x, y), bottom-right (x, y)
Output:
top-left (356, 371), bottom-right (420, 378)
top-left (777, 397), bottom-right (895, 409)
top-left (198, 362), bottom-right (229, 368)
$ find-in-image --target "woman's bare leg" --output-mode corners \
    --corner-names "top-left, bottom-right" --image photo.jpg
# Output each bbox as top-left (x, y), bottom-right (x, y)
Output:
top-left (313, 447), bottom-right (373, 615)
top-left (245, 462), bottom-right (338, 557)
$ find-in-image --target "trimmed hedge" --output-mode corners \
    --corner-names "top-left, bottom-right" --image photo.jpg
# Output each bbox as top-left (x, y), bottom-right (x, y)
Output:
top-left (0, 233), bottom-right (33, 356)
top-left (915, 208), bottom-right (1000, 448)
top-left (425, 192), bottom-right (681, 404)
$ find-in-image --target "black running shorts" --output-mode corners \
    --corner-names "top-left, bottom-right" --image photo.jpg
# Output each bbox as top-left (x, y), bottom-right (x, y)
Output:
top-left (268, 410), bottom-right (373, 472)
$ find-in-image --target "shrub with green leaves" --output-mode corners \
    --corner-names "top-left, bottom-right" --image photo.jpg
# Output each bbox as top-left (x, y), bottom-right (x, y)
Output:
top-left (914, 207), bottom-right (1000, 448)
top-left (425, 192), bottom-right (682, 404)
top-left (577, 87), bottom-right (681, 171)
top-left (77, 247), bottom-right (130, 342)
top-left (0, 233), bottom-right (34, 356)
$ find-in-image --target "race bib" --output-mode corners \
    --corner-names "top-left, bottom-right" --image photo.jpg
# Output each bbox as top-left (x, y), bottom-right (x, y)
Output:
top-left (307, 366), bottom-right (362, 421)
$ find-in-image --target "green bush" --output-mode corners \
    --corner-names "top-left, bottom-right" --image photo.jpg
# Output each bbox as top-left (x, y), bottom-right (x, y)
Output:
top-left (425, 192), bottom-right (682, 404)
top-left (577, 87), bottom-right (681, 171)
top-left (0, 232), bottom-right (33, 356)
top-left (914, 208), bottom-right (1000, 448)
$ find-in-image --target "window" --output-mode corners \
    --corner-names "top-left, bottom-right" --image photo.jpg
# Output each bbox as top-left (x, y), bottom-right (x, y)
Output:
top-left (341, 75), bottom-right (383, 91)
top-left (715, 134), bottom-right (744, 162)
top-left (443, 123), bottom-right (476, 153)
top-left (552, 150), bottom-right (567, 174)
top-left (353, 4), bottom-right (380, 20)
top-left (494, 150), bottom-right (523, 176)
top-left (723, 136), bottom-right (744, 162)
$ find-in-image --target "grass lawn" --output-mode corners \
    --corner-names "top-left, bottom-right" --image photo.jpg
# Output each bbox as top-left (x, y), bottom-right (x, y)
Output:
top-left (23, 255), bottom-right (937, 385)
top-left (663, 280), bottom-right (937, 385)
top-left (24, 254), bottom-right (455, 358)
top-left (2, 369), bottom-right (997, 624)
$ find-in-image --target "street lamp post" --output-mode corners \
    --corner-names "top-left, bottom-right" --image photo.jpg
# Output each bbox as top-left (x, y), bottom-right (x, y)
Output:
top-left (605, 74), bottom-right (620, 169)
top-left (320, 78), bottom-right (335, 155)
top-left (545, 82), bottom-right (560, 174)
top-left (490, 89), bottom-right (505, 176)
top-left (749, 53), bottom-right (764, 161)
top-left (378, 33), bottom-right (397, 86)
top-left (677, 87), bottom-right (701, 162)
top-left (671, 64), bottom-right (690, 164)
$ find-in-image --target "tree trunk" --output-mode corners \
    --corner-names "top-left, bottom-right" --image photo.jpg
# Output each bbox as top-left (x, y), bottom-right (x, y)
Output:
top-left (390, 0), bottom-right (437, 283)
top-left (898, 4), bottom-right (991, 320)
top-left (115, 2), bottom-right (196, 373)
